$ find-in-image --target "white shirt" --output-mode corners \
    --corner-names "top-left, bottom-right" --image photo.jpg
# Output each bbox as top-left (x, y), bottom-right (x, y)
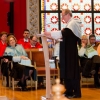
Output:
top-left (24, 38), bottom-right (29, 42)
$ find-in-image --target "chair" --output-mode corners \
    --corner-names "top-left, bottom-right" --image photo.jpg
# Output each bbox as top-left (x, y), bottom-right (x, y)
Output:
top-left (81, 73), bottom-right (94, 87)
top-left (0, 58), bottom-right (3, 84)
top-left (9, 61), bottom-right (37, 90)
top-left (31, 49), bottom-right (60, 85)
top-left (25, 49), bottom-right (37, 89)
top-left (79, 58), bottom-right (94, 87)
top-left (0, 58), bottom-right (6, 86)
top-left (0, 59), bottom-right (10, 87)
top-left (25, 49), bottom-right (32, 60)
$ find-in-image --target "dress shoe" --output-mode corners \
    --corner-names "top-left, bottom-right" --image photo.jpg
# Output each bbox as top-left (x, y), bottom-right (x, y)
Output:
top-left (6, 84), bottom-right (9, 87)
top-left (66, 95), bottom-right (74, 99)
top-left (21, 87), bottom-right (28, 91)
top-left (65, 95), bottom-right (81, 98)
top-left (82, 74), bottom-right (92, 78)
top-left (73, 95), bottom-right (81, 98)
top-left (90, 70), bottom-right (96, 75)
top-left (94, 84), bottom-right (100, 88)
top-left (65, 94), bottom-right (73, 99)
top-left (17, 81), bottom-right (22, 87)
top-left (38, 83), bottom-right (45, 89)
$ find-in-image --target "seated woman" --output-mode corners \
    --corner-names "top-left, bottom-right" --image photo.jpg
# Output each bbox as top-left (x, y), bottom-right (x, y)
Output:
top-left (28, 35), bottom-right (42, 48)
top-left (0, 32), bottom-right (8, 84)
top-left (0, 31), bottom-right (7, 58)
top-left (78, 35), bottom-right (98, 78)
top-left (2, 35), bottom-right (36, 91)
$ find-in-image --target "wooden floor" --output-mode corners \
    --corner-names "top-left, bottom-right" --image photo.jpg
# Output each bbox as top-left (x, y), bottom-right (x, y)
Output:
top-left (0, 79), bottom-right (100, 100)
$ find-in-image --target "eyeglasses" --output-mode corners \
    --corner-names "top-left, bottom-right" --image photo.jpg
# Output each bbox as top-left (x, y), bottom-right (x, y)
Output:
top-left (32, 40), bottom-right (37, 42)
top-left (90, 39), bottom-right (96, 41)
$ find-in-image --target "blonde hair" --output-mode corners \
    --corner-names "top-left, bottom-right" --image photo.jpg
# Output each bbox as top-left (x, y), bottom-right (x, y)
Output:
top-left (7, 35), bottom-right (17, 45)
top-left (62, 9), bottom-right (72, 17)
top-left (81, 35), bottom-right (88, 40)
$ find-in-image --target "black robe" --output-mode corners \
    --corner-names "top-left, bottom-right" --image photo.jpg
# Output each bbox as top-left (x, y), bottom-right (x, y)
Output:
top-left (59, 28), bottom-right (80, 79)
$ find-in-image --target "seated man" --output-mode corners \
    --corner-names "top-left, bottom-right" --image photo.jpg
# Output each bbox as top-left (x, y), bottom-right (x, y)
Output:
top-left (17, 29), bottom-right (30, 49)
top-left (28, 35), bottom-right (42, 48)
top-left (89, 34), bottom-right (100, 88)
top-left (28, 35), bottom-right (43, 88)
top-left (89, 34), bottom-right (100, 87)
top-left (89, 34), bottom-right (99, 48)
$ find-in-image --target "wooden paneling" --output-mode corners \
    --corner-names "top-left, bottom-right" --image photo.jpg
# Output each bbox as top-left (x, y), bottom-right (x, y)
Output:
top-left (31, 51), bottom-right (45, 67)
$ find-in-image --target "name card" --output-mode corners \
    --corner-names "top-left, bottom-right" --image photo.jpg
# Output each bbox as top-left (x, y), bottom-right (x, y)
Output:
top-left (39, 48), bottom-right (43, 51)
top-left (49, 59), bottom-right (55, 68)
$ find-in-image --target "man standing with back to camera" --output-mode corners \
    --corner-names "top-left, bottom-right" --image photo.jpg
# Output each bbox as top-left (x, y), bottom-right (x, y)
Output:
top-left (44, 9), bottom-right (82, 98)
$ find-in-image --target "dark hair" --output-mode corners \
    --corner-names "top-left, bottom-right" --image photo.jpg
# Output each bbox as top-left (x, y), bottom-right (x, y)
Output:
top-left (89, 34), bottom-right (96, 39)
top-left (30, 35), bottom-right (37, 40)
top-left (24, 29), bottom-right (30, 33)
top-left (30, 35), bottom-right (34, 40)
top-left (0, 31), bottom-right (8, 37)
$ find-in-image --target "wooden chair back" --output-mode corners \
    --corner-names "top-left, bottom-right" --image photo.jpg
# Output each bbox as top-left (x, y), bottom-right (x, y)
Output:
top-left (31, 50), bottom-right (45, 67)
top-left (30, 49), bottom-right (59, 78)
top-left (25, 49), bottom-right (32, 60)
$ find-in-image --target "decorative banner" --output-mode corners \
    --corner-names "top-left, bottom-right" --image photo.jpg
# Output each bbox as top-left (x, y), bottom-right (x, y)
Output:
top-left (95, 16), bottom-right (100, 24)
top-left (85, 28), bottom-right (92, 35)
top-left (84, 4), bottom-right (91, 11)
top-left (51, 16), bottom-right (58, 24)
top-left (84, 16), bottom-right (91, 23)
top-left (95, 28), bottom-right (100, 35)
top-left (61, 3), bottom-right (68, 10)
top-left (50, 3), bottom-right (58, 10)
top-left (94, 3), bottom-right (100, 11)
top-left (73, 3), bottom-right (80, 11)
